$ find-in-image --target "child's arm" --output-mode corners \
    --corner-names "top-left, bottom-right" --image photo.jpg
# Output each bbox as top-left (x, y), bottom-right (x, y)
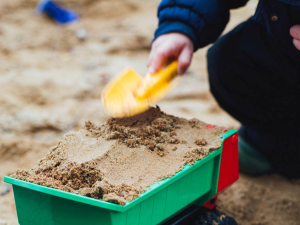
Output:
top-left (148, 0), bottom-right (248, 74)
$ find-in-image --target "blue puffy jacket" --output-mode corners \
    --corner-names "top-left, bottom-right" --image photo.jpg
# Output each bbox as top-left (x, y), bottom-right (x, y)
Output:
top-left (155, 0), bottom-right (300, 58)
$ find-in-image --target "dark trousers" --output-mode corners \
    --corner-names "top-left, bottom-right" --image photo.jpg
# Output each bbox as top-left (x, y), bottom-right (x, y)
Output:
top-left (207, 18), bottom-right (300, 178)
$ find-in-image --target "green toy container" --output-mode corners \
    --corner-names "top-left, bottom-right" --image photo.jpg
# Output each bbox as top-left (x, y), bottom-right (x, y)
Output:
top-left (4, 130), bottom-right (236, 225)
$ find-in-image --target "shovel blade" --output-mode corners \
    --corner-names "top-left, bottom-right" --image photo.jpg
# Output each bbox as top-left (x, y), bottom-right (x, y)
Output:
top-left (101, 68), bottom-right (150, 118)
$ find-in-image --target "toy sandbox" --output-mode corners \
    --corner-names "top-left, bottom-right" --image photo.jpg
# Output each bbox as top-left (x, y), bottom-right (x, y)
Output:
top-left (4, 107), bottom-right (238, 225)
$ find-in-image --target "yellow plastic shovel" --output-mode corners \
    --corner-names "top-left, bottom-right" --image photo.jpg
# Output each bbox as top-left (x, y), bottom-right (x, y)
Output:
top-left (101, 61), bottom-right (178, 118)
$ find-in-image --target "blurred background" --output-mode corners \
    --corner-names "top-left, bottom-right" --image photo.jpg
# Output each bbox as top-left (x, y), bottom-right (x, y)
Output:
top-left (0, 0), bottom-right (299, 224)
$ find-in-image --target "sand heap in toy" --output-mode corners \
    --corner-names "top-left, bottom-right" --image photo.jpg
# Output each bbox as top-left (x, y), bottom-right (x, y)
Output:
top-left (12, 107), bottom-right (225, 205)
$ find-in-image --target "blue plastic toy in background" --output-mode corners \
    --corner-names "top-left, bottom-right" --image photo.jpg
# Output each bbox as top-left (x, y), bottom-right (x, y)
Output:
top-left (35, 0), bottom-right (79, 25)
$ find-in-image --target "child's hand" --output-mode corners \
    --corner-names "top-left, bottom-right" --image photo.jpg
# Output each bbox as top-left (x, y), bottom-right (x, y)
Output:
top-left (290, 25), bottom-right (300, 50)
top-left (147, 33), bottom-right (194, 75)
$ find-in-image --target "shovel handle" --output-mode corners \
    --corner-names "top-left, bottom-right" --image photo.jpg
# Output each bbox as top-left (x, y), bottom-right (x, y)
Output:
top-left (136, 61), bottom-right (178, 100)
top-left (150, 61), bottom-right (178, 82)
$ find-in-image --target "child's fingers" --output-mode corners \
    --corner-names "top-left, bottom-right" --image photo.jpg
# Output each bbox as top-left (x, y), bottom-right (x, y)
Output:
top-left (147, 51), bottom-right (157, 73)
top-left (147, 47), bottom-right (168, 74)
top-left (290, 25), bottom-right (300, 39)
top-left (293, 38), bottom-right (300, 50)
top-left (177, 45), bottom-right (193, 75)
top-left (290, 25), bottom-right (300, 50)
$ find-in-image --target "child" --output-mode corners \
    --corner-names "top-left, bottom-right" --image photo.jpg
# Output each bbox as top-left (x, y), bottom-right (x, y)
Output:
top-left (148, 0), bottom-right (300, 178)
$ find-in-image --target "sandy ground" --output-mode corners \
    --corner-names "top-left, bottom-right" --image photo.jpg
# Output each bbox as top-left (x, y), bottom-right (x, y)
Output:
top-left (0, 0), bottom-right (299, 224)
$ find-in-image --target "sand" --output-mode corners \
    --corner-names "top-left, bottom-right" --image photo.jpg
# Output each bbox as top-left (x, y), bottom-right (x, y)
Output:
top-left (0, 0), bottom-right (300, 224)
top-left (11, 108), bottom-right (224, 205)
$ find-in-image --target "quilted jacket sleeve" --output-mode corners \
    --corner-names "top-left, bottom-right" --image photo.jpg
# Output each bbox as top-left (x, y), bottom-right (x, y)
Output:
top-left (154, 0), bottom-right (249, 51)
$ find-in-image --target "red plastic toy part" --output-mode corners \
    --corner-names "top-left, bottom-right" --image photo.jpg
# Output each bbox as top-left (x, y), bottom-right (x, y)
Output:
top-left (203, 133), bottom-right (239, 209)
top-left (206, 124), bottom-right (216, 129)
top-left (217, 133), bottom-right (239, 192)
top-left (203, 196), bottom-right (218, 209)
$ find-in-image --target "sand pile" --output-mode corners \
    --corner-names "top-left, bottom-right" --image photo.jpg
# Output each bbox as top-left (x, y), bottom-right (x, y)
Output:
top-left (11, 107), bottom-right (224, 205)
